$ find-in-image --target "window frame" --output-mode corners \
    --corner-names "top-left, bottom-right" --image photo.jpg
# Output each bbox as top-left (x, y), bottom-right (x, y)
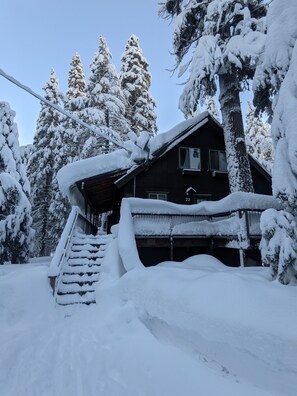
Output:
top-left (147, 192), bottom-right (168, 201)
top-left (179, 146), bottom-right (201, 171)
top-left (208, 149), bottom-right (228, 172)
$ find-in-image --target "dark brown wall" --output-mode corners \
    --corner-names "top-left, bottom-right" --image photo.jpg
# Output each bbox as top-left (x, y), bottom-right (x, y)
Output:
top-left (122, 123), bottom-right (231, 204)
top-left (250, 166), bottom-right (272, 195)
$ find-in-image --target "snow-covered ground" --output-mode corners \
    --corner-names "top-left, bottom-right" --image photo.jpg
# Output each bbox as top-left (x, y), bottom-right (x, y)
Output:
top-left (1, 254), bottom-right (296, 396)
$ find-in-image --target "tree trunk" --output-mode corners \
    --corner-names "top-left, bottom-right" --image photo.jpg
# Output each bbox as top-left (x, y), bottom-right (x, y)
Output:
top-left (219, 73), bottom-right (254, 193)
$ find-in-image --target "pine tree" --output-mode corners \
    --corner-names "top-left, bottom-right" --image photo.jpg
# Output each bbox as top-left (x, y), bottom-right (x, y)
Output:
top-left (254, 0), bottom-right (297, 284)
top-left (120, 35), bottom-right (157, 136)
top-left (245, 102), bottom-right (273, 173)
top-left (82, 36), bottom-right (129, 157)
top-left (28, 70), bottom-right (63, 256)
top-left (63, 53), bottom-right (87, 161)
top-left (66, 53), bottom-right (87, 112)
top-left (260, 209), bottom-right (297, 285)
top-left (0, 102), bottom-right (33, 263)
top-left (47, 54), bottom-right (88, 247)
top-left (160, 0), bottom-right (267, 193)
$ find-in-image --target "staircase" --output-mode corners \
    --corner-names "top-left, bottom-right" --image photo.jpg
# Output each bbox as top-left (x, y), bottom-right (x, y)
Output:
top-left (55, 231), bottom-right (113, 306)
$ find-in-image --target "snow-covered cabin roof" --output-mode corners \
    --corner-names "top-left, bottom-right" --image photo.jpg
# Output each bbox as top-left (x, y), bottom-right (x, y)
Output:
top-left (57, 112), bottom-right (214, 199)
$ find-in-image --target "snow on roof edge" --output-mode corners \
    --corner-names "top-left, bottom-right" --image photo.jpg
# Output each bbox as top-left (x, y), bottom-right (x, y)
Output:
top-left (57, 149), bottom-right (133, 196)
top-left (149, 111), bottom-right (217, 155)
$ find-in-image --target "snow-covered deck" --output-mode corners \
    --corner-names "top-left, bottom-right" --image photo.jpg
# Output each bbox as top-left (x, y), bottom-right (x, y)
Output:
top-left (117, 193), bottom-right (282, 270)
top-left (132, 211), bottom-right (262, 239)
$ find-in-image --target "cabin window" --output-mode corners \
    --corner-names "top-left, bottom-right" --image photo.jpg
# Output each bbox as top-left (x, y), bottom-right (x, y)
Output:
top-left (195, 194), bottom-right (212, 203)
top-left (209, 150), bottom-right (228, 172)
top-left (179, 147), bottom-right (201, 170)
top-left (148, 192), bottom-right (168, 201)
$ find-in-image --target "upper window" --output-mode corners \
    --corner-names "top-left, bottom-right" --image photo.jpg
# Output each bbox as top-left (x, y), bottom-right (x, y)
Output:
top-left (179, 147), bottom-right (201, 170)
top-left (148, 192), bottom-right (167, 201)
top-left (209, 150), bottom-right (228, 172)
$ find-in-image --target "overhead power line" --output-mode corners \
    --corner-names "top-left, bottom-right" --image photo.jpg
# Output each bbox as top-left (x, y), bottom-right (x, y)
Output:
top-left (0, 67), bottom-right (127, 151)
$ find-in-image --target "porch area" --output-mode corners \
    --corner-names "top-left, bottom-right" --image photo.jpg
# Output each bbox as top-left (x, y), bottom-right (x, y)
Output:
top-left (117, 193), bottom-right (282, 268)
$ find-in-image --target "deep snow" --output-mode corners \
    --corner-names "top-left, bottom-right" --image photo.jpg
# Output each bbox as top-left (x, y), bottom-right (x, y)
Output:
top-left (1, 253), bottom-right (296, 396)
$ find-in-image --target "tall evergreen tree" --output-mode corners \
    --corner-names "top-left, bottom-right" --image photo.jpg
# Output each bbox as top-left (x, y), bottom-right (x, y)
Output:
top-left (120, 35), bottom-right (157, 136)
top-left (245, 102), bottom-right (273, 173)
top-left (0, 102), bottom-right (33, 263)
top-left (254, 0), bottom-right (297, 284)
top-left (63, 53), bottom-right (87, 161)
top-left (28, 70), bottom-right (63, 256)
top-left (160, 0), bottom-right (267, 193)
top-left (48, 54), bottom-right (87, 247)
top-left (82, 36), bottom-right (129, 157)
top-left (66, 53), bottom-right (87, 112)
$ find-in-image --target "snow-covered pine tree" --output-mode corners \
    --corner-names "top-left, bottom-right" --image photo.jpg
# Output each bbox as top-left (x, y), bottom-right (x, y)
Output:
top-left (47, 54), bottom-right (87, 247)
top-left (82, 36), bottom-right (130, 157)
top-left (254, 0), bottom-right (297, 284)
top-left (0, 102), bottom-right (34, 263)
top-left (260, 209), bottom-right (297, 285)
top-left (206, 96), bottom-right (219, 120)
top-left (245, 102), bottom-right (273, 173)
top-left (63, 53), bottom-right (87, 161)
top-left (160, 0), bottom-right (267, 193)
top-left (28, 70), bottom-right (63, 256)
top-left (120, 35), bottom-right (157, 136)
top-left (66, 53), bottom-right (87, 113)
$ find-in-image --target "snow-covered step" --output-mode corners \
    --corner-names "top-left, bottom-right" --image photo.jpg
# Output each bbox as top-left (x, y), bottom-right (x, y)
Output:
top-left (56, 291), bottom-right (96, 306)
top-left (69, 250), bottom-right (105, 259)
top-left (67, 257), bottom-right (103, 266)
top-left (61, 273), bottom-right (99, 283)
top-left (58, 282), bottom-right (97, 294)
top-left (71, 244), bottom-right (106, 252)
top-left (62, 279), bottom-right (98, 288)
top-left (72, 234), bottom-right (113, 244)
top-left (62, 265), bottom-right (101, 274)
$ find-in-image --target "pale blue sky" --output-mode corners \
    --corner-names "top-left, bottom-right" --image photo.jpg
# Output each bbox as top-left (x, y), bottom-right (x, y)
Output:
top-left (0, 0), bottom-right (186, 145)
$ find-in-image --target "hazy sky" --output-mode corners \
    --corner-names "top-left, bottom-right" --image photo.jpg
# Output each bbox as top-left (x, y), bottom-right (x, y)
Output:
top-left (0, 0), bottom-right (186, 145)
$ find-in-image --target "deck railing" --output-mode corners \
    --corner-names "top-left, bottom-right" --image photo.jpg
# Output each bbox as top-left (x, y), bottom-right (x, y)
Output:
top-left (48, 206), bottom-right (97, 294)
top-left (131, 209), bottom-right (263, 240)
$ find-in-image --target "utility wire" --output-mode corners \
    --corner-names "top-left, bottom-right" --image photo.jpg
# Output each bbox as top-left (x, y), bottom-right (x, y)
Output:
top-left (0, 67), bottom-right (128, 151)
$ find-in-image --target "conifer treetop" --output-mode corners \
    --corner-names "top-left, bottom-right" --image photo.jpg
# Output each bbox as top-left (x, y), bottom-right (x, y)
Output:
top-left (66, 53), bottom-right (86, 101)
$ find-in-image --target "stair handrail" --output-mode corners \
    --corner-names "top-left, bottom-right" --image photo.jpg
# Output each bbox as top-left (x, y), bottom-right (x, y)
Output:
top-left (48, 206), bottom-right (80, 291)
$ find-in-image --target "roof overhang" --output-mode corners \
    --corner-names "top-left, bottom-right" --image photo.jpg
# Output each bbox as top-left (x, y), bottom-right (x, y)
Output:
top-left (76, 169), bottom-right (127, 214)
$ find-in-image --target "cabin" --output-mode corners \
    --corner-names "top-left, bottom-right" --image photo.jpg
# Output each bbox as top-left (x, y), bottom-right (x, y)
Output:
top-left (58, 112), bottom-right (273, 268)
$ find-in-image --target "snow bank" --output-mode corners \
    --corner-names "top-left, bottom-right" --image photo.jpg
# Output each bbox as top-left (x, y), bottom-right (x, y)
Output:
top-left (119, 258), bottom-right (297, 396)
top-left (1, 255), bottom-right (297, 395)
top-left (117, 199), bottom-right (144, 272)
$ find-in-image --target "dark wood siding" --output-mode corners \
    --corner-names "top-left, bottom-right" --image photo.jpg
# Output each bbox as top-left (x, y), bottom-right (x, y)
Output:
top-left (122, 123), bottom-right (231, 204)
